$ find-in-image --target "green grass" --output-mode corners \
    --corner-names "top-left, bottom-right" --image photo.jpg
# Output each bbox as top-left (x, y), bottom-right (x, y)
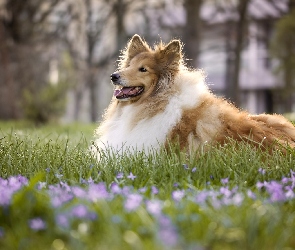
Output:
top-left (1, 121), bottom-right (295, 250)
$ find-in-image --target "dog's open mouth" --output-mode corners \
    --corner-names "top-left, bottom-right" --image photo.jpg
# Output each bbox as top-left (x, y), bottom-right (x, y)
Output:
top-left (114, 86), bottom-right (144, 99)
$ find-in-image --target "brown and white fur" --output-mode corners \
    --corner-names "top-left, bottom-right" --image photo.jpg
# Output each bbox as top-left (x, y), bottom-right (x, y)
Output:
top-left (93, 34), bottom-right (295, 157)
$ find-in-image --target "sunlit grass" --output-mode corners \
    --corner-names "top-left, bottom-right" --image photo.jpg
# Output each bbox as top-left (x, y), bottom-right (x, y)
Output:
top-left (0, 121), bottom-right (295, 249)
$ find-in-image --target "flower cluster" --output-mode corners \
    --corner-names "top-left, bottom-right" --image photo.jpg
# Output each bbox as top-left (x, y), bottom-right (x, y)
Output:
top-left (1, 169), bottom-right (295, 247)
top-left (0, 175), bottom-right (28, 206)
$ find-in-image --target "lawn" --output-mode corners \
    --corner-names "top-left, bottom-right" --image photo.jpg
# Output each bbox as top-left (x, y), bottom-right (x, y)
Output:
top-left (1, 121), bottom-right (295, 250)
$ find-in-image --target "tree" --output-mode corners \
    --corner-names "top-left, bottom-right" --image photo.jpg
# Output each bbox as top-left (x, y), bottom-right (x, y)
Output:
top-left (224, 0), bottom-right (250, 107)
top-left (182, 0), bottom-right (204, 68)
top-left (0, 0), bottom-right (67, 120)
top-left (270, 1), bottom-right (295, 113)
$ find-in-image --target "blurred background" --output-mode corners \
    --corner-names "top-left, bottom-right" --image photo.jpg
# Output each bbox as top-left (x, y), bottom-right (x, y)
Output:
top-left (0, 0), bottom-right (294, 124)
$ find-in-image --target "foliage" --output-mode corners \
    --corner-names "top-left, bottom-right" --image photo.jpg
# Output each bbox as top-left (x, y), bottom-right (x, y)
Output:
top-left (22, 82), bottom-right (68, 124)
top-left (1, 122), bottom-right (295, 249)
top-left (271, 10), bottom-right (295, 93)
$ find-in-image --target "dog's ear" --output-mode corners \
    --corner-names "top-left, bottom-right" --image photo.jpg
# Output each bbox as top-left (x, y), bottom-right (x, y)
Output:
top-left (119, 34), bottom-right (150, 69)
top-left (127, 35), bottom-right (149, 59)
top-left (162, 40), bottom-right (182, 64)
top-left (156, 40), bottom-right (182, 73)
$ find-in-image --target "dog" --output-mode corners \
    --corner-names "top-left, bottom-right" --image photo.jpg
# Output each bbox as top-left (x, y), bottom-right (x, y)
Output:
top-left (93, 34), bottom-right (295, 157)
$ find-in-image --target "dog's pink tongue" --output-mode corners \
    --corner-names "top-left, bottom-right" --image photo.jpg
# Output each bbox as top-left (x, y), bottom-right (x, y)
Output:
top-left (114, 87), bottom-right (134, 97)
top-left (114, 89), bottom-right (121, 97)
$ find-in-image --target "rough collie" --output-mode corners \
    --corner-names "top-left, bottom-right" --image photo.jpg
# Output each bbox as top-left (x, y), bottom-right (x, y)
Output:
top-left (93, 34), bottom-right (295, 157)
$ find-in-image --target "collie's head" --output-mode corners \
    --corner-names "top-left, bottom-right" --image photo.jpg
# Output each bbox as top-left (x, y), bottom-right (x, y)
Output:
top-left (111, 34), bottom-right (184, 102)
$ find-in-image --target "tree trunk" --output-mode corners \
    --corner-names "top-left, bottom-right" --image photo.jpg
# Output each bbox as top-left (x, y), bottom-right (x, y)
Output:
top-left (225, 0), bottom-right (250, 107)
top-left (183, 0), bottom-right (203, 68)
top-left (85, 0), bottom-right (97, 122)
top-left (115, 0), bottom-right (127, 52)
top-left (0, 21), bottom-right (16, 119)
top-left (289, 0), bottom-right (295, 9)
top-left (284, 0), bottom-right (295, 112)
top-left (89, 70), bottom-right (98, 122)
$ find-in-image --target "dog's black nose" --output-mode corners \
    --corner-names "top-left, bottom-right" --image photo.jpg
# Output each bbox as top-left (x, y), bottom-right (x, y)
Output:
top-left (111, 73), bottom-right (120, 83)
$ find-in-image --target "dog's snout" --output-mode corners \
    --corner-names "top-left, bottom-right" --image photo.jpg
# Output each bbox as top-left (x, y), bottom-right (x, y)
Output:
top-left (111, 73), bottom-right (120, 83)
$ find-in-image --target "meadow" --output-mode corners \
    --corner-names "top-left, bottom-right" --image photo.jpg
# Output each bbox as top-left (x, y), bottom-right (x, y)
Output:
top-left (1, 120), bottom-right (295, 250)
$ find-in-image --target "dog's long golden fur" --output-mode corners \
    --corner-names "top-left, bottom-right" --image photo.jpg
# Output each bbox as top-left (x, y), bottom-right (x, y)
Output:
top-left (93, 34), bottom-right (295, 156)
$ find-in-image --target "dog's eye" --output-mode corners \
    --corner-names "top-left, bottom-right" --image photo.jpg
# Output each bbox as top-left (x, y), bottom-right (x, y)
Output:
top-left (139, 67), bottom-right (147, 72)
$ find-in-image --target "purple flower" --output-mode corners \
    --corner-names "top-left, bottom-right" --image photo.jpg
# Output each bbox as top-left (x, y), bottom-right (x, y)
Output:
top-left (285, 187), bottom-right (295, 199)
top-left (195, 191), bottom-right (209, 204)
top-left (71, 204), bottom-right (88, 218)
top-left (247, 190), bottom-right (256, 199)
top-left (219, 187), bottom-right (231, 197)
top-left (159, 228), bottom-right (178, 247)
top-left (281, 177), bottom-right (290, 184)
top-left (256, 181), bottom-right (266, 189)
top-left (71, 186), bottom-right (86, 198)
top-left (0, 175), bottom-right (28, 206)
top-left (221, 177), bottom-right (229, 185)
top-left (124, 194), bottom-right (142, 212)
top-left (51, 194), bottom-right (74, 207)
top-left (56, 214), bottom-right (69, 228)
top-left (88, 183), bottom-right (109, 201)
top-left (0, 192), bottom-right (11, 207)
top-left (9, 175), bottom-right (27, 189)
top-left (191, 167), bottom-right (197, 173)
top-left (172, 190), bottom-right (185, 202)
top-left (139, 187), bottom-right (147, 193)
top-left (182, 164), bottom-right (189, 170)
top-left (80, 178), bottom-right (87, 184)
top-left (87, 177), bottom-right (94, 184)
top-left (210, 197), bottom-right (222, 209)
top-left (60, 182), bottom-right (71, 192)
top-left (231, 193), bottom-right (244, 206)
top-left (116, 172), bottom-right (124, 179)
top-left (266, 181), bottom-right (286, 202)
top-left (0, 177), bottom-right (8, 186)
top-left (110, 182), bottom-right (122, 194)
top-left (127, 172), bottom-right (136, 181)
top-left (151, 186), bottom-right (159, 195)
top-left (158, 215), bottom-right (171, 227)
top-left (258, 168), bottom-right (266, 175)
top-left (29, 218), bottom-right (46, 231)
top-left (122, 186), bottom-right (132, 196)
top-left (158, 215), bottom-right (178, 247)
top-left (146, 200), bottom-right (162, 216)
top-left (48, 185), bottom-right (74, 207)
top-left (16, 175), bottom-right (28, 185)
top-left (290, 169), bottom-right (295, 188)
top-left (81, 177), bottom-right (94, 184)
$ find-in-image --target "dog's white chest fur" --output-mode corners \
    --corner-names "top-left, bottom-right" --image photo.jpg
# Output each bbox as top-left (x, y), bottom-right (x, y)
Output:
top-left (98, 104), bottom-right (180, 153)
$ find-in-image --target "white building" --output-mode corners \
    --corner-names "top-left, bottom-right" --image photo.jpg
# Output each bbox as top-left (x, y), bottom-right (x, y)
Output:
top-left (198, 0), bottom-right (289, 114)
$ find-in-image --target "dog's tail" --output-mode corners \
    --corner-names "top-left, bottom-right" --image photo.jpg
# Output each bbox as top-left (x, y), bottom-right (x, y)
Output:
top-left (249, 114), bottom-right (295, 148)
